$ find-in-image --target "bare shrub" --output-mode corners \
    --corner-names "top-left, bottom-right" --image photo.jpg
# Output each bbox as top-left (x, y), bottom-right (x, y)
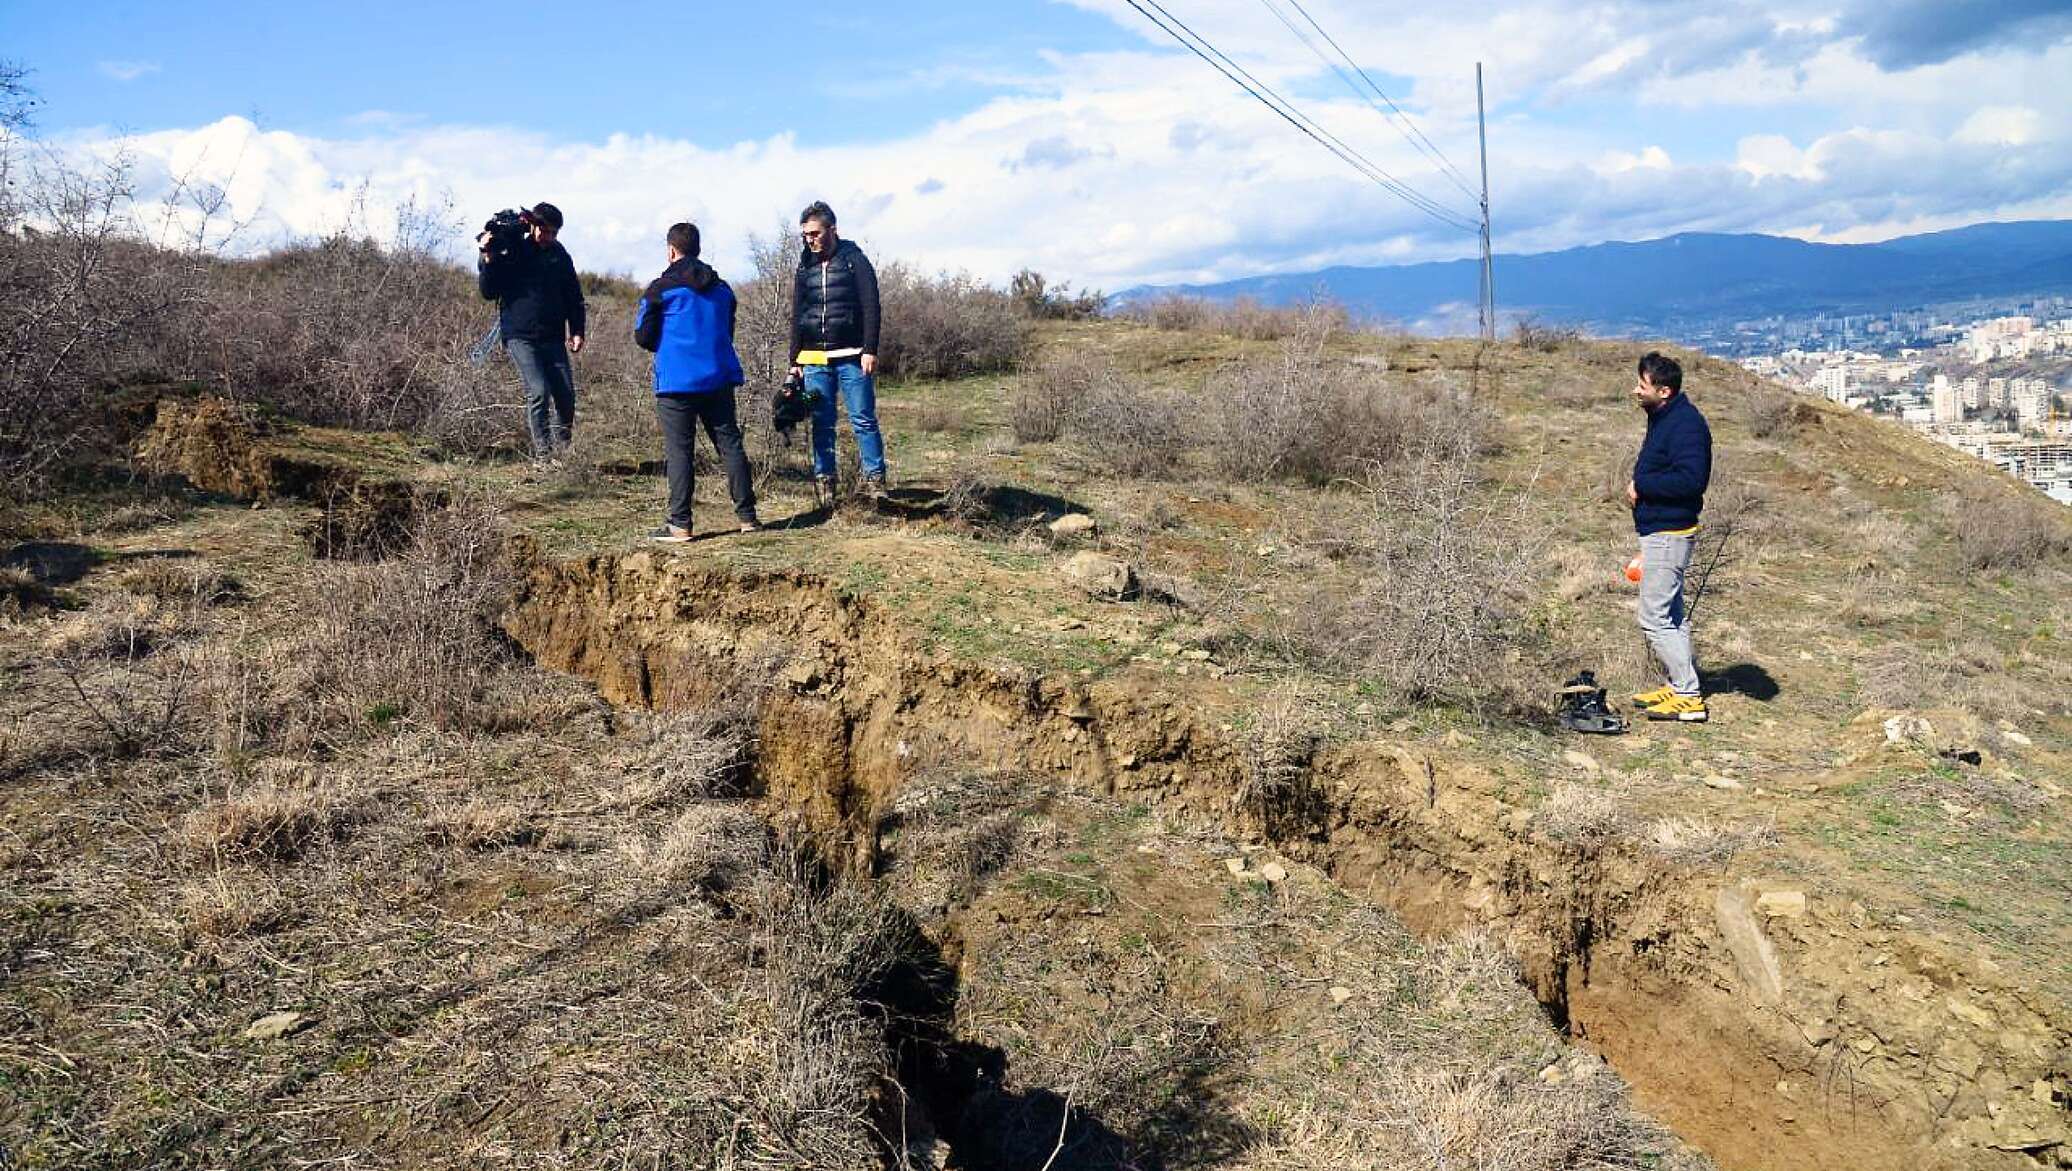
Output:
top-left (1949, 485), bottom-right (2072, 570)
top-left (880, 770), bottom-right (1048, 918)
top-left (1012, 350), bottom-right (1116, 444)
top-left (608, 709), bottom-right (753, 807)
top-left (910, 398), bottom-right (967, 434)
top-left (877, 262), bottom-right (1031, 381)
top-left (626, 803), bottom-right (771, 888)
top-left (1126, 292), bottom-right (1346, 341)
top-left (1512, 316), bottom-right (1580, 352)
top-left (1293, 415), bottom-right (1547, 706)
top-left (1234, 686), bottom-right (1335, 834)
top-left (40, 596), bottom-right (205, 757)
top-left (1199, 304), bottom-right (1462, 484)
top-left (279, 494), bottom-right (521, 739)
top-left (116, 558), bottom-right (243, 606)
top-left (736, 845), bottom-right (915, 1166)
top-left (1415, 930), bottom-right (1519, 1013)
top-left (1068, 370), bottom-right (1190, 479)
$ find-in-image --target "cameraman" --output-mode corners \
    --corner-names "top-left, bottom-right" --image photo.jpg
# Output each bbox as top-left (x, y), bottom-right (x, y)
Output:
top-left (477, 201), bottom-right (587, 460)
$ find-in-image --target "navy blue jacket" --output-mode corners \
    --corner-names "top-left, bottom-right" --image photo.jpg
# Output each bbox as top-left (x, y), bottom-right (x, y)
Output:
top-left (1633, 392), bottom-right (1712, 534)
top-left (789, 239), bottom-right (881, 359)
top-left (478, 240), bottom-right (586, 345)
top-left (634, 258), bottom-right (743, 394)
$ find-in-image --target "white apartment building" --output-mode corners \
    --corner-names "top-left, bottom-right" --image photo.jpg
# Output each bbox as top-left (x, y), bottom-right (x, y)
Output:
top-left (1988, 377), bottom-right (2009, 409)
top-left (1962, 376), bottom-right (1982, 409)
top-left (1812, 366), bottom-right (1850, 402)
top-left (1933, 374), bottom-right (1963, 423)
top-left (2014, 378), bottom-right (2053, 426)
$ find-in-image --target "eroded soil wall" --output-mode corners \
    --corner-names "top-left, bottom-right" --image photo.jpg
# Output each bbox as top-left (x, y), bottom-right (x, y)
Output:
top-left (505, 551), bottom-right (2070, 1171)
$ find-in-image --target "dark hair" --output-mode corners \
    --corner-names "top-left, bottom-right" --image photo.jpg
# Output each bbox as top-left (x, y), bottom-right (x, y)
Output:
top-left (529, 201), bottom-right (564, 230)
top-left (799, 200), bottom-right (836, 229)
top-left (1638, 351), bottom-right (1682, 394)
top-left (666, 222), bottom-right (700, 258)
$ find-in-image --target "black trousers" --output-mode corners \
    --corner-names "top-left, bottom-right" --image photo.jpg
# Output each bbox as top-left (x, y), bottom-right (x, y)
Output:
top-left (655, 390), bottom-right (756, 529)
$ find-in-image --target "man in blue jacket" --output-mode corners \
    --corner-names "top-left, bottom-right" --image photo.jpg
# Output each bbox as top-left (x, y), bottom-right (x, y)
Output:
top-left (635, 222), bottom-right (758, 543)
top-left (1626, 351), bottom-right (1713, 723)
top-left (477, 202), bottom-right (586, 461)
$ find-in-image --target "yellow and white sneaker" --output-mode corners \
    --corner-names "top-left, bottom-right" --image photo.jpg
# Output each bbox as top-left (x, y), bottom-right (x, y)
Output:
top-left (1643, 695), bottom-right (1709, 723)
top-left (1630, 685), bottom-right (1676, 709)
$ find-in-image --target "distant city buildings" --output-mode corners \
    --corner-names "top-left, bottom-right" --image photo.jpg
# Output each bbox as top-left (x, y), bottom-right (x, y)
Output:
top-left (1733, 298), bottom-right (2070, 506)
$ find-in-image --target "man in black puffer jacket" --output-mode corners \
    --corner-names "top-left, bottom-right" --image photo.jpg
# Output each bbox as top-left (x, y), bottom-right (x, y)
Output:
top-left (478, 201), bottom-right (586, 461)
top-left (787, 200), bottom-right (886, 504)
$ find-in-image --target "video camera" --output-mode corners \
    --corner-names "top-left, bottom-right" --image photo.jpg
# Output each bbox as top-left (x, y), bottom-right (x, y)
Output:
top-left (480, 208), bottom-right (534, 263)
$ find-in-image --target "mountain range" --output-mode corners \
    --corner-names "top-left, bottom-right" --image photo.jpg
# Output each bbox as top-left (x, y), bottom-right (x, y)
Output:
top-left (1122, 220), bottom-right (2072, 336)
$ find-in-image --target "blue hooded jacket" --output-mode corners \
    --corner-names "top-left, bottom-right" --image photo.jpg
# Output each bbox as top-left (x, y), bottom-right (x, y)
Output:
top-left (1632, 391), bottom-right (1712, 535)
top-left (634, 257), bottom-right (743, 394)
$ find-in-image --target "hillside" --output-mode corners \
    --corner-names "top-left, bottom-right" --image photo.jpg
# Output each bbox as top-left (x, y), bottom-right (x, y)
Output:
top-left (1125, 220), bottom-right (2072, 334)
top-left (4, 304), bottom-right (2071, 1171)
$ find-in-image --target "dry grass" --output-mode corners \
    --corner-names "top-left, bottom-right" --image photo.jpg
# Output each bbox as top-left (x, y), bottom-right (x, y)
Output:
top-left (1011, 350), bottom-right (1116, 444)
top-left (1534, 782), bottom-right (1632, 848)
top-left (1644, 816), bottom-right (1778, 866)
top-left (181, 777), bottom-right (355, 862)
top-left (1124, 293), bottom-right (1352, 341)
top-left (1948, 485), bottom-right (2072, 570)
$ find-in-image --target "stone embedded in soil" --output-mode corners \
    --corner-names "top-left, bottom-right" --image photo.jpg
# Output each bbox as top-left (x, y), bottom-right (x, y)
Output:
top-left (1714, 886), bottom-right (1786, 1005)
top-left (1048, 513), bottom-right (1097, 539)
top-left (1562, 750), bottom-right (1601, 773)
top-left (1755, 890), bottom-right (1807, 918)
top-left (241, 1011), bottom-right (316, 1041)
top-left (1223, 857), bottom-right (1248, 877)
top-left (1703, 774), bottom-right (1743, 790)
top-left (1259, 861), bottom-right (1289, 885)
top-left (1060, 551), bottom-right (1137, 600)
top-left (1329, 986), bottom-right (1353, 1006)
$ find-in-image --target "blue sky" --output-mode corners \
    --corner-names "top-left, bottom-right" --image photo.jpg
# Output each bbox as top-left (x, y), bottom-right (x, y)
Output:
top-left (6, 1), bottom-right (2068, 288)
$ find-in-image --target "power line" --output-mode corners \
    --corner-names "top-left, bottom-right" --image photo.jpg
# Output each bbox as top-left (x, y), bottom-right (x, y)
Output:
top-left (1258, 0), bottom-right (1481, 203)
top-left (1121, 0), bottom-right (1478, 233)
top-left (1274, 0), bottom-right (1482, 201)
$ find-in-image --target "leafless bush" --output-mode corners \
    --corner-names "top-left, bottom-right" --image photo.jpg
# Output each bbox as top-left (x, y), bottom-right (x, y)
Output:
top-left (0, 147), bottom-right (206, 497)
top-left (1949, 485), bottom-right (2072, 570)
top-left (1199, 304), bottom-right (1462, 483)
top-left (737, 845), bottom-right (915, 1166)
top-left (877, 262), bottom-right (1031, 381)
top-left (625, 802), bottom-right (771, 888)
top-left (1512, 317), bottom-right (1580, 352)
top-left (1069, 371), bottom-right (1190, 479)
top-left (1125, 292), bottom-right (1348, 341)
top-left (278, 494), bottom-right (521, 739)
top-left (1745, 387), bottom-right (1802, 439)
top-left (1234, 686), bottom-right (1335, 833)
top-left (1293, 415), bottom-right (1547, 706)
top-left (1012, 350), bottom-right (1115, 443)
top-left (40, 595), bottom-right (206, 757)
top-left (117, 558), bottom-right (242, 606)
top-left (910, 398), bottom-right (967, 434)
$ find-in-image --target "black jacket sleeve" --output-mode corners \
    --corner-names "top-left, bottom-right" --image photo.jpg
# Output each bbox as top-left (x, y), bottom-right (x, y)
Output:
top-left (788, 267), bottom-right (804, 363)
top-left (477, 258), bottom-right (501, 301)
top-left (854, 249), bottom-right (881, 355)
top-left (634, 288), bottom-right (663, 353)
top-left (562, 254), bottom-right (587, 339)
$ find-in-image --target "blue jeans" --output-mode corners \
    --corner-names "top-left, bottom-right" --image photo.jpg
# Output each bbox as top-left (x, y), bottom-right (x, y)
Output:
top-left (1637, 530), bottom-right (1700, 697)
top-left (805, 358), bottom-right (886, 480)
top-left (506, 335), bottom-right (575, 456)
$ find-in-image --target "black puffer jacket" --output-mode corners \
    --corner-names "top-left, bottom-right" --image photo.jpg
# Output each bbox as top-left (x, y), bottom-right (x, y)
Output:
top-left (789, 239), bottom-right (880, 359)
top-left (478, 240), bottom-right (586, 345)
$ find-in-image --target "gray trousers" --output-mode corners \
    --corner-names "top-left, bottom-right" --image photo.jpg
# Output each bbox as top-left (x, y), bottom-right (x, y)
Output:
top-left (1637, 530), bottom-right (1701, 697)
top-left (655, 390), bottom-right (757, 530)
top-left (506, 335), bottom-right (575, 455)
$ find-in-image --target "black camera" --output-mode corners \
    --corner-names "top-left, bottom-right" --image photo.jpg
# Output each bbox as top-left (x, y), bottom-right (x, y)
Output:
top-left (480, 208), bottom-right (532, 262)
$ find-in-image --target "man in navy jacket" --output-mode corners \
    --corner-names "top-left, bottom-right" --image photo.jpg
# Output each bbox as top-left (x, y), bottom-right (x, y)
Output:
top-left (477, 202), bottom-right (586, 460)
top-left (1626, 351), bottom-right (1713, 722)
top-left (634, 222), bottom-right (758, 542)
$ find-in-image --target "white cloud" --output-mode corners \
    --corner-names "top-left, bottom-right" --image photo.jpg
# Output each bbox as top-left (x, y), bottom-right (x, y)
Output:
top-left (97, 60), bottom-right (160, 83)
top-left (44, 1), bottom-right (2072, 290)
